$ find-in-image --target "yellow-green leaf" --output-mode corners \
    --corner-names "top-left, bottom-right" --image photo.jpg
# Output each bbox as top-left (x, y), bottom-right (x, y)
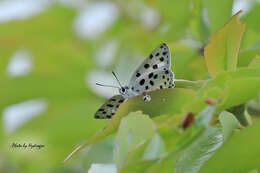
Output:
top-left (249, 55), bottom-right (260, 68)
top-left (205, 11), bottom-right (245, 77)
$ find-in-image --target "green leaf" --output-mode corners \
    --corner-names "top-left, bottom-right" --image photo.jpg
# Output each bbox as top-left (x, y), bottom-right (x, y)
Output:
top-left (156, 123), bottom-right (182, 151)
top-left (238, 49), bottom-right (260, 67)
top-left (170, 43), bottom-right (198, 79)
top-left (199, 123), bottom-right (260, 173)
top-left (247, 169), bottom-right (259, 173)
top-left (142, 133), bottom-right (165, 160)
top-left (75, 136), bottom-right (115, 171)
top-left (174, 106), bottom-right (216, 153)
top-left (120, 160), bottom-right (158, 173)
top-left (123, 106), bottom-right (220, 173)
top-left (169, 43), bottom-right (208, 81)
top-left (119, 143), bottom-right (176, 173)
top-left (189, 68), bottom-right (260, 114)
top-left (249, 55), bottom-right (260, 68)
top-left (217, 77), bottom-right (260, 111)
top-left (115, 111), bottom-right (156, 169)
top-left (146, 155), bottom-right (176, 173)
top-left (0, 74), bottom-right (90, 109)
top-left (227, 104), bottom-right (252, 127)
top-left (184, 86), bottom-right (223, 114)
top-left (117, 88), bottom-right (196, 118)
top-left (155, 0), bottom-right (192, 41)
top-left (120, 106), bottom-right (220, 173)
top-left (64, 88), bottom-right (196, 162)
top-left (219, 111), bottom-right (239, 140)
top-left (196, 106), bottom-right (216, 126)
top-left (240, 28), bottom-right (260, 50)
top-left (241, 3), bottom-right (260, 32)
top-left (175, 128), bottom-right (222, 173)
top-left (203, 0), bottom-right (233, 33)
top-left (123, 139), bottom-right (150, 166)
top-left (190, 0), bottom-right (210, 42)
top-left (205, 11), bottom-right (245, 77)
top-left (240, 3), bottom-right (260, 49)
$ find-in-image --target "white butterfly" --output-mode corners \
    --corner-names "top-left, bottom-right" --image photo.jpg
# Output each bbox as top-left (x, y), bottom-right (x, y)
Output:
top-left (95, 43), bottom-right (175, 119)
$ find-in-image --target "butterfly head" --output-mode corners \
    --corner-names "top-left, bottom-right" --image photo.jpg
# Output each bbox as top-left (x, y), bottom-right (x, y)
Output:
top-left (96, 71), bottom-right (134, 99)
top-left (118, 86), bottom-right (130, 98)
top-left (119, 86), bottom-right (128, 94)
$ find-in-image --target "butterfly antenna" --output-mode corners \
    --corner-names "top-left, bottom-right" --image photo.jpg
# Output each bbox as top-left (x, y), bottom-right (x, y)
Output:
top-left (96, 83), bottom-right (120, 89)
top-left (112, 71), bottom-right (123, 88)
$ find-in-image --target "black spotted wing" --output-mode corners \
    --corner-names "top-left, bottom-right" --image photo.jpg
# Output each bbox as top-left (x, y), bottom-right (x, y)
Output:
top-left (129, 43), bottom-right (172, 85)
top-left (128, 43), bottom-right (174, 94)
top-left (94, 95), bottom-right (125, 119)
top-left (129, 69), bottom-right (175, 94)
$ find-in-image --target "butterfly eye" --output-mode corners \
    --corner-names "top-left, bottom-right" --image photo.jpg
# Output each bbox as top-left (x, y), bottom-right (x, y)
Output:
top-left (122, 88), bottom-right (126, 92)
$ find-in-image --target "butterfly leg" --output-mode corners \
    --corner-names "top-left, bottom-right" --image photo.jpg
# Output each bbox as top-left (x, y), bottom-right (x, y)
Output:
top-left (142, 93), bottom-right (151, 102)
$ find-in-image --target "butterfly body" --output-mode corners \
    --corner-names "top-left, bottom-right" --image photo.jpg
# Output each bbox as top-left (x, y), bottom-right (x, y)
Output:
top-left (118, 86), bottom-right (137, 99)
top-left (95, 43), bottom-right (175, 119)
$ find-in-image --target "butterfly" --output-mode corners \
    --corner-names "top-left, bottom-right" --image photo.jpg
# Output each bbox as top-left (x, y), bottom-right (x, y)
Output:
top-left (94, 43), bottom-right (175, 119)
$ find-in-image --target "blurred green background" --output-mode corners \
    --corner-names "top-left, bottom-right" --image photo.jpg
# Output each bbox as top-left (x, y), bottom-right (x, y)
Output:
top-left (0, 0), bottom-right (260, 173)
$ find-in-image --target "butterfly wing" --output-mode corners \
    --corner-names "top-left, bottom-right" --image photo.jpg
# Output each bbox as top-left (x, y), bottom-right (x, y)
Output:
top-left (128, 43), bottom-right (174, 94)
top-left (129, 43), bottom-right (172, 85)
top-left (129, 69), bottom-right (175, 94)
top-left (94, 95), bottom-right (125, 119)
